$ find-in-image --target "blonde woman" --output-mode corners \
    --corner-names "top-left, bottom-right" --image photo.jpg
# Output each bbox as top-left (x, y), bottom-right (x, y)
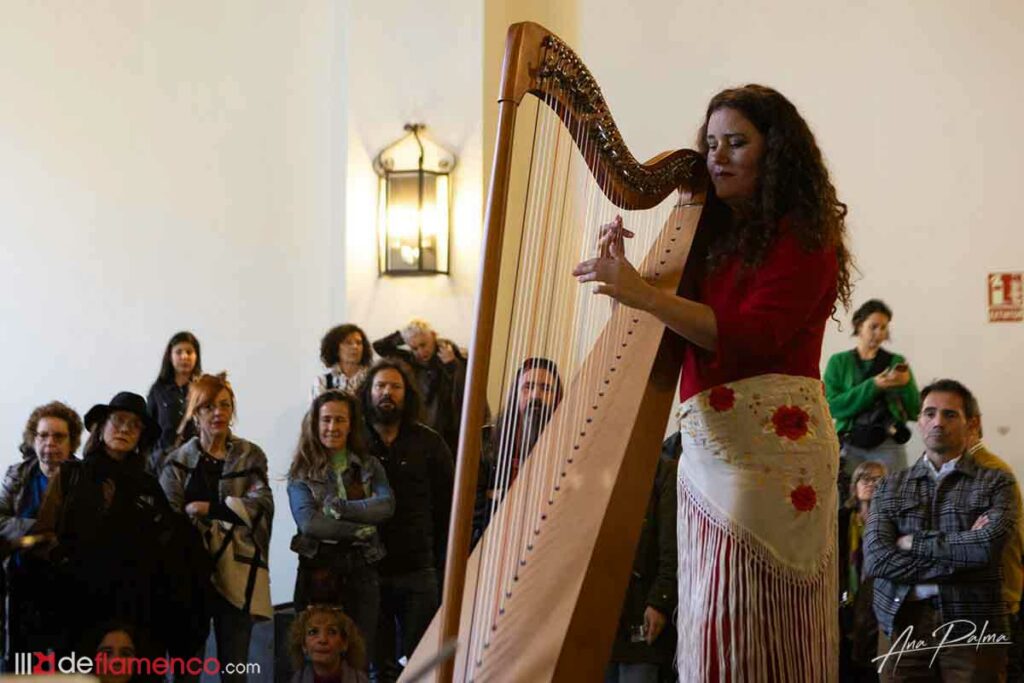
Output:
top-left (288, 605), bottom-right (369, 683)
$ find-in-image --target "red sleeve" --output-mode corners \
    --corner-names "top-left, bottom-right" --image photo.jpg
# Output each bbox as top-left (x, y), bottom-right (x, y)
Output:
top-left (709, 233), bottom-right (838, 366)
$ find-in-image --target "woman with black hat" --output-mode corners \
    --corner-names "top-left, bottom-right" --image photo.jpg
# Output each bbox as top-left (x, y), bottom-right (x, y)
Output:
top-left (32, 391), bottom-right (171, 657)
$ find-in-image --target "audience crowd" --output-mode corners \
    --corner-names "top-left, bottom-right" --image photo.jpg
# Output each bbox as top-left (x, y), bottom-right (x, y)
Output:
top-left (0, 306), bottom-right (1018, 682)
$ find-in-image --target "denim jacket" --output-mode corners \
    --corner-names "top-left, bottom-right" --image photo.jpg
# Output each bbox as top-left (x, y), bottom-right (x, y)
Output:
top-left (287, 452), bottom-right (394, 565)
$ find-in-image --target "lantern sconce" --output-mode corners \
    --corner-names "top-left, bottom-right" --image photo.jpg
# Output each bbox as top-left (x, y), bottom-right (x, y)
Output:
top-left (373, 123), bottom-right (455, 275)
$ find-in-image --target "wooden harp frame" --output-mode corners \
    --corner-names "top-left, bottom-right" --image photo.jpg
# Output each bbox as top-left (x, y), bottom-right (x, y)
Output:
top-left (410, 21), bottom-right (709, 682)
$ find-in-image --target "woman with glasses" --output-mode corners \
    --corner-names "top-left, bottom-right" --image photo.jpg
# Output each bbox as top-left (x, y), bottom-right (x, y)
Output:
top-left (838, 460), bottom-right (887, 681)
top-left (1, 401), bottom-right (83, 662)
top-left (160, 373), bottom-right (273, 681)
top-left (288, 390), bottom-right (394, 669)
top-left (33, 392), bottom-right (168, 656)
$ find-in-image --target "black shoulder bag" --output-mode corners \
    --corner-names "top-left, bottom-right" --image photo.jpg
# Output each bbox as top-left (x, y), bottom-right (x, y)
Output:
top-left (844, 349), bottom-right (911, 449)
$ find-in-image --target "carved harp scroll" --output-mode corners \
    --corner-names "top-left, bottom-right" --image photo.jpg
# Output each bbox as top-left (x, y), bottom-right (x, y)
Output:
top-left (417, 21), bottom-right (708, 683)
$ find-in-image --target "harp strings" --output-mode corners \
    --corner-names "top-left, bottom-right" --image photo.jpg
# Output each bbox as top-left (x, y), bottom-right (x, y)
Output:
top-left (465, 73), bottom-right (675, 676)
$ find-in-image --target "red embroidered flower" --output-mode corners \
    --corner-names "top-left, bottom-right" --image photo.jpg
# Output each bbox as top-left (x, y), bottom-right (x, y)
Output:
top-left (771, 405), bottom-right (810, 440)
top-left (790, 484), bottom-right (818, 512)
top-left (708, 385), bottom-right (736, 412)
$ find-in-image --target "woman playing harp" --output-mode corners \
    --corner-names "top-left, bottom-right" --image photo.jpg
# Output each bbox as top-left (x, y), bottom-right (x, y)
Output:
top-left (575, 84), bottom-right (853, 681)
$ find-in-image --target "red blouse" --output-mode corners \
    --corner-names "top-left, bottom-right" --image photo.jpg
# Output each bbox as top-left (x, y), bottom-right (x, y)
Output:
top-left (679, 225), bottom-right (839, 402)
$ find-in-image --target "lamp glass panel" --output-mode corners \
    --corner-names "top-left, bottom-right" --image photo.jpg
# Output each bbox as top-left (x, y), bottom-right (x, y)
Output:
top-left (383, 171), bottom-right (448, 273)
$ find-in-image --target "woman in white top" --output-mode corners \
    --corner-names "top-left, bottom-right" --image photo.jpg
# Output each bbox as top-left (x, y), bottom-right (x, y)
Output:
top-left (313, 324), bottom-right (373, 399)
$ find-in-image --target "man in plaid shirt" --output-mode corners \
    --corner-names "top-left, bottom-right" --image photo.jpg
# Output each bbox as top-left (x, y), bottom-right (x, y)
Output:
top-left (864, 379), bottom-right (1017, 681)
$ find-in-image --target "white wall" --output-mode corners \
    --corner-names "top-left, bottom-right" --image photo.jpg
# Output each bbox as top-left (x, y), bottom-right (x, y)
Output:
top-left (0, 0), bottom-right (348, 603)
top-left (344, 0), bottom-right (484, 348)
top-left (564, 0), bottom-right (1024, 468)
top-left (3, 0), bottom-right (1020, 605)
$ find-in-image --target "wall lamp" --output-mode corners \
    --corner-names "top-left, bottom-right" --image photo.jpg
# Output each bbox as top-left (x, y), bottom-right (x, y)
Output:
top-left (373, 123), bottom-right (455, 275)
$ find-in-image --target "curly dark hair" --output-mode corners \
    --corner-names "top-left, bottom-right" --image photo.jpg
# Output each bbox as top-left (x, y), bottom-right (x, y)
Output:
top-left (20, 401), bottom-right (85, 459)
top-left (288, 390), bottom-right (369, 481)
top-left (850, 299), bottom-right (893, 335)
top-left (156, 331), bottom-right (202, 385)
top-left (320, 324), bottom-right (372, 368)
top-left (696, 84), bottom-right (853, 309)
top-left (360, 358), bottom-right (423, 427)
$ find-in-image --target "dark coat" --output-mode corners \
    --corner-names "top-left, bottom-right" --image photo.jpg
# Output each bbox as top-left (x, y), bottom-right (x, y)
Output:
top-left (609, 453), bottom-right (678, 665)
top-left (0, 455), bottom-right (69, 659)
top-left (365, 422), bottom-right (454, 578)
top-left (32, 448), bottom-right (174, 655)
top-left (146, 380), bottom-right (197, 474)
top-left (838, 506), bottom-right (880, 676)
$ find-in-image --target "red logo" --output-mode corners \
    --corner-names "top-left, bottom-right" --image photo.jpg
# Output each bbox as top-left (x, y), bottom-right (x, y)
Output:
top-left (33, 651), bottom-right (55, 674)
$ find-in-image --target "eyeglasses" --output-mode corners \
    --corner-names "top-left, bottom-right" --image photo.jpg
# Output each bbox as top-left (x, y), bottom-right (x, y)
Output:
top-left (858, 475), bottom-right (883, 485)
top-left (109, 414), bottom-right (144, 433)
top-left (198, 400), bottom-right (233, 415)
top-left (35, 431), bottom-right (69, 443)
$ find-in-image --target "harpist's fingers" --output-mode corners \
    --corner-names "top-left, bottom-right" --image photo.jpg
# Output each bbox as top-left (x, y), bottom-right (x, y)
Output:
top-left (572, 259), bottom-right (599, 276)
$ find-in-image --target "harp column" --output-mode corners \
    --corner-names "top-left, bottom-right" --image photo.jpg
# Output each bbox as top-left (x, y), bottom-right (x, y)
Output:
top-left (437, 94), bottom-right (519, 683)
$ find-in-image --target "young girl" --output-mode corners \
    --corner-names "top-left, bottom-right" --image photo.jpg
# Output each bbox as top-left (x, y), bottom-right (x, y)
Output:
top-left (146, 331), bottom-right (202, 473)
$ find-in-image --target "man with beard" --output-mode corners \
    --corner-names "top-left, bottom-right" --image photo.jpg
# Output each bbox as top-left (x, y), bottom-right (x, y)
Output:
top-left (360, 359), bottom-right (454, 683)
top-left (373, 319), bottom-right (468, 455)
top-left (864, 379), bottom-right (1017, 681)
top-left (472, 357), bottom-right (563, 543)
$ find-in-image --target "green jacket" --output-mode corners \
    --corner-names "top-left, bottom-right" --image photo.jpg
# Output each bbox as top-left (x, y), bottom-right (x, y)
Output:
top-left (824, 349), bottom-right (921, 436)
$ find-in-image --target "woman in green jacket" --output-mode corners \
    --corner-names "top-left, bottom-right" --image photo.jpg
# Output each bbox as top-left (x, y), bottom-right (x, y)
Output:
top-left (824, 299), bottom-right (921, 473)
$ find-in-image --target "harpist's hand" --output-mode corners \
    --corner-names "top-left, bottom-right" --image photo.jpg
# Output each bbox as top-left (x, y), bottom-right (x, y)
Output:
top-left (572, 216), bottom-right (656, 311)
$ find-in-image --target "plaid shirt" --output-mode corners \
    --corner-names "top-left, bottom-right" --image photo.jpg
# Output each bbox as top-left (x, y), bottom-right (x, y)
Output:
top-left (863, 451), bottom-right (1018, 636)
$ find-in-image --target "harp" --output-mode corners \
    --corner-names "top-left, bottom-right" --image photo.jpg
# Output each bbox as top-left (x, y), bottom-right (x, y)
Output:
top-left (405, 22), bottom-right (708, 682)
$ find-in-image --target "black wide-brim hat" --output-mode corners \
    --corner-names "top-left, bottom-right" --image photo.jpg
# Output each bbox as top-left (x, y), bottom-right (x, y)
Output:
top-left (83, 391), bottom-right (160, 448)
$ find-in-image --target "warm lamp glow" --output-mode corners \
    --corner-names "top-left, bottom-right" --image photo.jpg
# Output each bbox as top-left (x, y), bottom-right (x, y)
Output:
top-left (374, 124), bottom-right (455, 275)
